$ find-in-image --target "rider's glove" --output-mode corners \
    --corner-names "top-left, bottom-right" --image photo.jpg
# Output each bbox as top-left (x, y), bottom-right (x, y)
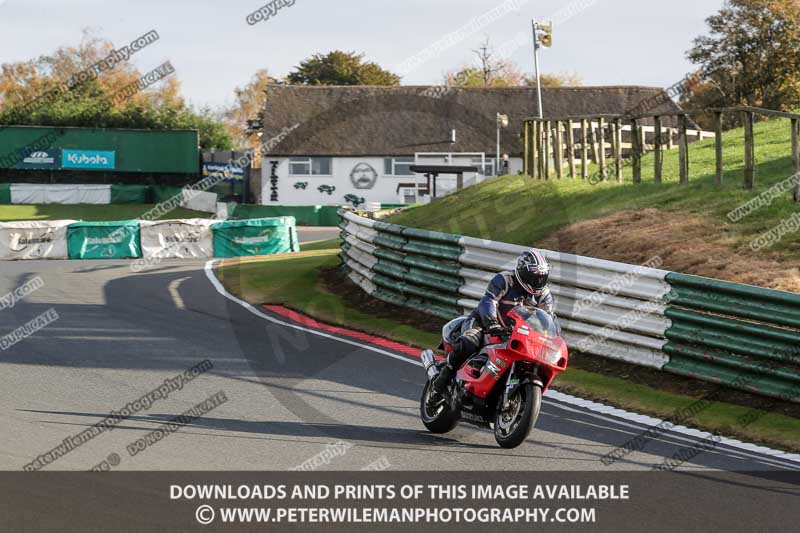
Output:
top-left (485, 321), bottom-right (506, 337)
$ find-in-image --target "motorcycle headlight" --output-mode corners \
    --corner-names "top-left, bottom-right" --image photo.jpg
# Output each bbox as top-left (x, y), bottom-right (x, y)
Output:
top-left (541, 341), bottom-right (563, 365)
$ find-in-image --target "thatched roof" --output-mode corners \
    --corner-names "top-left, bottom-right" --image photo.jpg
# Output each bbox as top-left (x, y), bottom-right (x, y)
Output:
top-left (262, 85), bottom-right (684, 157)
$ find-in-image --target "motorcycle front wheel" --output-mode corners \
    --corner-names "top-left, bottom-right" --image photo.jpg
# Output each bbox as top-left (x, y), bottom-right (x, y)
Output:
top-left (494, 383), bottom-right (542, 448)
top-left (419, 380), bottom-right (459, 434)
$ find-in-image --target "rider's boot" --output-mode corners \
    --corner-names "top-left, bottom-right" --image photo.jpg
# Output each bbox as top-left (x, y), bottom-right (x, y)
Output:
top-left (429, 364), bottom-right (455, 403)
top-left (427, 331), bottom-right (481, 406)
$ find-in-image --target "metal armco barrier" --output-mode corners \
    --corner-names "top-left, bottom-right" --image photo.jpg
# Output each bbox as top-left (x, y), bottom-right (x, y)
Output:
top-left (339, 211), bottom-right (800, 403)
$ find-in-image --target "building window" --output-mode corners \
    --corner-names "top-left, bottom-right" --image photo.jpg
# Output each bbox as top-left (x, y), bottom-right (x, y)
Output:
top-left (289, 157), bottom-right (332, 176)
top-left (473, 157), bottom-right (497, 176)
top-left (383, 157), bottom-right (414, 176)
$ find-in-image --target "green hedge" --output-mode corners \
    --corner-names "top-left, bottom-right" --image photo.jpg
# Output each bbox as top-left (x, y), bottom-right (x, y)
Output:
top-left (0, 183), bottom-right (10, 204)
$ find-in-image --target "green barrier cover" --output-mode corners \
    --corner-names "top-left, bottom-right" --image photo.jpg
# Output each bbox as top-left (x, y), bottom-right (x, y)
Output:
top-left (232, 205), bottom-right (341, 227)
top-left (0, 183), bottom-right (10, 204)
top-left (110, 185), bottom-right (149, 204)
top-left (67, 220), bottom-right (141, 260)
top-left (152, 186), bottom-right (185, 205)
top-left (212, 217), bottom-right (298, 258)
top-left (317, 206), bottom-right (341, 227)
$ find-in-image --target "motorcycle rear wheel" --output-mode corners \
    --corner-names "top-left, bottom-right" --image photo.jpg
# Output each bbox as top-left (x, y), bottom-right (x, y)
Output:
top-left (419, 380), bottom-right (459, 434)
top-left (494, 383), bottom-right (542, 449)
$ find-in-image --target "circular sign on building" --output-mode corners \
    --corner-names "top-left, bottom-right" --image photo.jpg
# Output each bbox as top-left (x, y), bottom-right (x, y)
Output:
top-left (350, 163), bottom-right (378, 190)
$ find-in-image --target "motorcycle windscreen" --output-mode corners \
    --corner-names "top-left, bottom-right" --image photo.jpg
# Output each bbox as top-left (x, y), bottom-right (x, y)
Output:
top-left (511, 306), bottom-right (560, 338)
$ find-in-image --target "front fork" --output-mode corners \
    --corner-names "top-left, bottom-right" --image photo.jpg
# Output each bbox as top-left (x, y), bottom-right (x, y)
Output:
top-left (502, 363), bottom-right (543, 408)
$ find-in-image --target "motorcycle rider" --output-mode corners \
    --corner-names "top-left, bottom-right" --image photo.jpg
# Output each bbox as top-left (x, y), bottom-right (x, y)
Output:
top-left (429, 249), bottom-right (553, 402)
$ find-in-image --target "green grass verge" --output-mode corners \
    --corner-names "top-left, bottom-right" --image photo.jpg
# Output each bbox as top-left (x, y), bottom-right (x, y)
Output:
top-left (216, 242), bottom-right (800, 453)
top-left (389, 114), bottom-right (800, 259)
top-left (0, 204), bottom-right (210, 222)
top-left (216, 245), bottom-right (439, 348)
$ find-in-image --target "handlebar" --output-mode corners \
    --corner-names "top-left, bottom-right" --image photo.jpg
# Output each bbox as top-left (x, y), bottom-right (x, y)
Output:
top-left (485, 326), bottom-right (514, 340)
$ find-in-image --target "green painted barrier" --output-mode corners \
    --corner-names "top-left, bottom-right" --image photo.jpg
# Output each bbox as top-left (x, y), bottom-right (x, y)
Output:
top-left (372, 248), bottom-right (462, 276)
top-left (341, 210), bottom-right (800, 403)
top-left (372, 288), bottom-right (457, 320)
top-left (67, 221), bottom-right (141, 260)
top-left (0, 183), bottom-right (10, 204)
top-left (662, 357), bottom-right (799, 401)
top-left (664, 273), bottom-right (800, 402)
top-left (152, 186), bottom-right (185, 204)
top-left (232, 205), bottom-right (342, 227)
top-left (667, 272), bottom-right (800, 329)
top-left (340, 211), bottom-right (466, 324)
top-left (317, 206), bottom-right (342, 227)
top-left (212, 217), bottom-right (298, 258)
top-left (110, 185), bottom-right (149, 204)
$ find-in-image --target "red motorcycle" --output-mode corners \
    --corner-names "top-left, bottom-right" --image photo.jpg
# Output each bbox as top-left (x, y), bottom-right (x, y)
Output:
top-left (420, 306), bottom-right (569, 448)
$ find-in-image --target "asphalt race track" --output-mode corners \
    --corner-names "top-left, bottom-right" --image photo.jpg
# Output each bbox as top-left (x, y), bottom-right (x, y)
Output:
top-left (1, 235), bottom-right (799, 472)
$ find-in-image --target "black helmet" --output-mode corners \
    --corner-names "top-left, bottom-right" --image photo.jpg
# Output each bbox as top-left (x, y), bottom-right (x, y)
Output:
top-left (515, 249), bottom-right (550, 295)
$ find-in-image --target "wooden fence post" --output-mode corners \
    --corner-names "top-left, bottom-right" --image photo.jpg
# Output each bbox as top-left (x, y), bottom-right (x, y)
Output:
top-left (614, 118), bottom-right (623, 182)
top-left (631, 118), bottom-right (642, 184)
top-left (587, 120), bottom-right (598, 164)
top-left (529, 120), bottom-right (537, 179)
top-left (533, 120), bottom-right (544, 179)
top-left (679, 114), bottom-right (689, 185)
top-left (531, 121), bottom-right (538, 178)
top-left (555, 121), bottom-right (564, 179)
top-left (609, 120), bottom-right (617, 175)
top-left (792, 118), bottom-right (799, 202)
top-left (544, 121), bottom-right (552, 180)
top-left (654, 116), bottom-right (663, 184)
top-left (715, 111), bottom-right (724, 185)
top-left (529, 121), bottom-right (537, 178)
top-left (641, 125), bottom-right (647, 152)
top-left (743, 111), bottom-right (755, 189)
top-left (598, 117), bottom-right (607, 180)
top-left (581, 119), bottom-right (589, 180)
top-left (523, 121), bottom-right (530, 177)
top-left (567, 119), bottom-right (576, 178)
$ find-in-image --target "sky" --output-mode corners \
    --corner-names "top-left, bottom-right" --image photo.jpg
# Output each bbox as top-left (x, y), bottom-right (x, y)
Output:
top-left (0, 0), bottom-right (726, 110)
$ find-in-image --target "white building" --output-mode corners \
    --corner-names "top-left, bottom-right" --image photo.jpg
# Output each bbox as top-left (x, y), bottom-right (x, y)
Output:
top-left (260, 85), bottom-right (681, 207)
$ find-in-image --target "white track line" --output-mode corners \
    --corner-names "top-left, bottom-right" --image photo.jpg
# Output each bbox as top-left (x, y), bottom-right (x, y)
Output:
top-left (204, 259), bottom-right (800, 467)
top-left (168, 277), bottom-right (190, 310)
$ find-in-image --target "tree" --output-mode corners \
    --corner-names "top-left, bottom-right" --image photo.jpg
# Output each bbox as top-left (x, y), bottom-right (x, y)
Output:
top-left (0, 29), bottom-right (233, 149)
top-left (445, 37), bottom-right (527, 87)
top-left (444, 38), bottom-right (582, 88)
top-left (287, 51), bottom-right (400, 86)
top-left (224, 69), bottom-right (274, 151)
top-left (526, 72), bottom-right (584, 87)
top-left (684, 0), bottom-right (800, 124)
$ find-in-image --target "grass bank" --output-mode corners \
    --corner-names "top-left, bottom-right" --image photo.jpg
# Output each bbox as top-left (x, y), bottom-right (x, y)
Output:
top-left (389, 114), bottom-right (800, 260)
top-left (0, 204), bottom-right (209, 222)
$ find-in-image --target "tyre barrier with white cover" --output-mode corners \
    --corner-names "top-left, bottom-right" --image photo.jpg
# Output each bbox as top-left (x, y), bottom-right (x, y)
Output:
top-left (338, 211), bottom-right (800, 402)
top-left (140, 219), bottom-right (215, 259)
top-left (0, 217), bottom-right (298, 261)
top-left (3, 183), bottom-right (217, 212)
top-left (0, 220), bottom-right (76, 260)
